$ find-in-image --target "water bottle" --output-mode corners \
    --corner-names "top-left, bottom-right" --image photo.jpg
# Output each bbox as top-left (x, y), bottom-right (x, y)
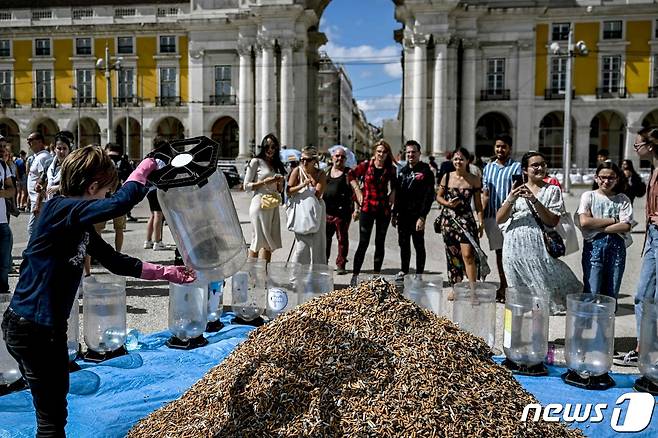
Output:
top-left (125, 329), bottom-right (141, 351)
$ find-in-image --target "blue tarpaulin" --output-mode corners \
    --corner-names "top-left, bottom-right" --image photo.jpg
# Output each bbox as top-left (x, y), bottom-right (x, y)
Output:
top-left (1, 326), bottom-right (657, 437)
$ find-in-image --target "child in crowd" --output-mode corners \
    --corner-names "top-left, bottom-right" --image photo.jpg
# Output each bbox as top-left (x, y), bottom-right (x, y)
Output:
top-left (1, 146), bottom-right (195, 437)
top-left (577, 162), bottom-right (633, 299)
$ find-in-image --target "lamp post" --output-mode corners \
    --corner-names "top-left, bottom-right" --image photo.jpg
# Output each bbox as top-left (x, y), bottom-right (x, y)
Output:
top-left (96, 45), bottom-right (122, 144)
top-left (69, 84), bottom-right (81, 147)
top-left (551, 29), bottom-right (588, 193)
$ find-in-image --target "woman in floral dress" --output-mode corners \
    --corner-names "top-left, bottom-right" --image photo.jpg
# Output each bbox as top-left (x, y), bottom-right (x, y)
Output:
top-left (436, 147), bottom-right (484, 294)
top-left (496, 151), bottom-right (582, 314)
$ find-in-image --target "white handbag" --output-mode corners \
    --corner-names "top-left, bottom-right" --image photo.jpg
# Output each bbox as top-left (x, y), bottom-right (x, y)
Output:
top-left (286, 168), bottom-right (322, 235)
top-left (556, 209), bottom-right (579, 256)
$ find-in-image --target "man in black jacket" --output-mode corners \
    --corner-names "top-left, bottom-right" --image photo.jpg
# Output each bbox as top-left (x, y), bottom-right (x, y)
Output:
top-left (392, 140), bottom-right (436, 280)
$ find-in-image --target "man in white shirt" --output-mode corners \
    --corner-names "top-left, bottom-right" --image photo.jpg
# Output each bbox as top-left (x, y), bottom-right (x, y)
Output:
top-left (0, 136), bottom-right (16, 294)
top-left (26, 131), bottom-right (53, 238)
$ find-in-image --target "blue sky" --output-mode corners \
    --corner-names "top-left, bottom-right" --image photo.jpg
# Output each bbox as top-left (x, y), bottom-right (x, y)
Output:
top-left (319, 0), bottom-right (402, 127)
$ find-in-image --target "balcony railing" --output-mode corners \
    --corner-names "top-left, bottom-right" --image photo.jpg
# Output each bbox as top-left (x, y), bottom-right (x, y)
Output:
top-left (480, 89), bottom-right (510, 101)
top-left (596, 87), bottom-right (627, 99)
top-left (32, 97), bottom-right (56, 108)
top-left (209, 94), bottom-right (236, 105)
top-left (72, 97), bottom-right (98, 107)
top-left (114, 96), bottom-right (140, 107)
top-left (544, 88), bottom-right (575, 100)
top-left (649, 87), bottom-right (658, 98)
top-left (155, 96), bottom-right (182, 107)
top-left (0, 98), bottom-right (16, 108)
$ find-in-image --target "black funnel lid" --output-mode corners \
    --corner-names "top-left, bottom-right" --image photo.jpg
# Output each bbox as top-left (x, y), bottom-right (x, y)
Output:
top-left (147, 136), bottom-right (220, 190)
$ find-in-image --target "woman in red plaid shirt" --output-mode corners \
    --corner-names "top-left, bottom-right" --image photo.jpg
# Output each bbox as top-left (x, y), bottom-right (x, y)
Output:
top-left (348, 140), bottom-right (397, 286)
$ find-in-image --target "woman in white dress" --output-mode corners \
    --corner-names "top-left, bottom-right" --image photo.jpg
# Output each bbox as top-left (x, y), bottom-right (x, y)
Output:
top-left (243, 134), bottom-right (286, 262)
top-left (496, 151), bottom-right (581, 314)
top-left (45, 135), bottom-right (71, 200)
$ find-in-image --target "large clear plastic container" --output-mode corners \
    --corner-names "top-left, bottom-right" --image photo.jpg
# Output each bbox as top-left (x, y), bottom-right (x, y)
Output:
top-left (639, 300), bottom-right (658, 383)
top-left (299, 264), bottom-right (334, 304)
top-left (83, 275), bottom-right (127, 353)
top-left (403, 274), bottom-right (442, 316)
top-left (503, 287), bottom-right (549, 367)
top-left (452, 282), bottom-right (497, 347)
top-left (565, 294), bottom-right (615, 378)
top-left (0, 294), bottom-right (21, 386)
top-left (230, 258), bottom-right (267, 321)
top-left (67, 285), bottom-right (81, 362)
top-left (266, 262), bottom-right (301, 319)
top-left (168, 282), bottom-right (208, 341)
top-left (158, 171), bottom-right (246, 279)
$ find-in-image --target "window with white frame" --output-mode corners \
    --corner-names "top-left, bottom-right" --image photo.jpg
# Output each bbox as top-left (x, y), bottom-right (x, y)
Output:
top-left (550, 57), bottom-right (567, 91)
top-left (214, 65), bottom-right (231, 96)
top-left (551, 23), bottom-right (570, 41)
top-left (603, 21), bottom-right (623, 40)
top-left (32, 10), bottom-right (52, 21)
top-left (118, 68), bottom-right (134, 99)
top-left (486, 58), bottom-right (505, 91)
top-left (601, 55), bottom-right (622, 91)
top-left (117, 37), bottom-right (134, 55)
top-left (35, 39), bottom-right (50, 56)
top-left (0, 70), bottom-right (11, 100)
top-left (0, 12), bottom-right (11, 21)
top-left (75, 69), bottom-right (93, 100)
top-left (159, 36), bottom-right (176, 54)
top-left (35, 69), bottom-right (52, 99)
top-left (0, 40), bottom-right (9, 57)
top-left (75, 38), bottom-right (92, 56)
top-left (160, 67), bottom-right (177, 97)
top-left (72, 8), bottom-right (93, 20)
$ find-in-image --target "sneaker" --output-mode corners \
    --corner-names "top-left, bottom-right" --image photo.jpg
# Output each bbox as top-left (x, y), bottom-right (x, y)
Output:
top-left (336, 266), bottom-right (347, 275)
top-left (143, 240), bottom-right (153, 249)
top-left (126, 215), bottom-right (138, 223)
top-left (395, 271), bottom-right (406, 281)
top-left (153, 241), bottom-right (167, 251)
top-left (350, 275), bottom-right (358, 287)
top-left (613, 350), bottom-right (639, 367)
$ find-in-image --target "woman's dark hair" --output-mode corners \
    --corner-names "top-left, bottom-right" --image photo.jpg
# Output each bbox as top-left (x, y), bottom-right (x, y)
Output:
top-left (452, 147), bottom-right (471, 161)
top-left (520, 151), bottom-right (547, 171)
top-left (621, 159), bottom-right (638, 175)
top-left (54, 134), bottom-right (71, 147)
top-left (257, 133), bottom-right (286, 175)
top-left (595, 161), bottom-right (626, 194)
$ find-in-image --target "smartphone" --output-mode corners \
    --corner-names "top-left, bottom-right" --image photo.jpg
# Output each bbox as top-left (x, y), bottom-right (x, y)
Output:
top-left (511, 174), bottom-right (524, 188)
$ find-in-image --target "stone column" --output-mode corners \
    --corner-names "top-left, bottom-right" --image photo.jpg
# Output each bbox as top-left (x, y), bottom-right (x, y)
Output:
top-left (515, 40), bottom-right (535, 156)
top-left (625, 120), bottom-right (643, 168)
top-left (259, 38), bottom-right (275, 139)
top-left (293, 39), bottom-right (308, 149)
top-left (460, 40), bottom-right (477, 152)
top-left (279, 40), bottom-right (294, 148)
top-left (187, 49), bottom-right (205, 138)
top-left (445, 41), bottom-right (458, 152)
top-left (238, 42), bottom-right (253, 159)
top-left (254, 45), bottom-right (263, 144)
top-left (432, 38), bottom-right (448, 156)
top-left (411, 34), bottom-right (428, 148)
top-left (402, 36), bottom-right (414, 146)
top-left (575, 123), bottom-right (591, 170)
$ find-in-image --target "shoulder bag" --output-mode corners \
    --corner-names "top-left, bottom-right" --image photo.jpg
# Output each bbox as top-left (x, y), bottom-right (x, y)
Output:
top-left (286, 167), bottom-right (322, 235)
top-left (526, 198), bottom-right (565, 258)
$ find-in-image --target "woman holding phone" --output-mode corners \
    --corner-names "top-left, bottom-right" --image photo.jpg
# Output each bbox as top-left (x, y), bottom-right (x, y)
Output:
top-left (436, 147), bottom-right (484, 297)
top-left (496, 151), bottom-right (581, 314)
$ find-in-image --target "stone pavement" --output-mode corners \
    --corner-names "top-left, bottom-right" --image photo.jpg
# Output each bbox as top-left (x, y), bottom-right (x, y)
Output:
top-left (6, 186), bottom-right (647, 373)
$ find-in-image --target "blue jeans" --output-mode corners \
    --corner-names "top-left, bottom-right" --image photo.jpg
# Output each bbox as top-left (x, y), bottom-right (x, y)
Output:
top-left (581, 233), bottom-right (626, 299)
top-left (635, 225), bottom-right (658, 339)
top-left (0, 222), bottom-right (12, 294)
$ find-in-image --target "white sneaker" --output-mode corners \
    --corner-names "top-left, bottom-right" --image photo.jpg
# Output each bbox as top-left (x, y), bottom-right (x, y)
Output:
top-left (395, 271), bottom-right (406, 281)
top-left (143, 240), bottom-right (153, 249)
top-left (153, 241), bottom-right (167, 251)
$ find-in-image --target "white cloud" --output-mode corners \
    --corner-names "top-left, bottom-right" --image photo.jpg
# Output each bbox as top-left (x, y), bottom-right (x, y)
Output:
top-left (322, 41), bottom-right (402, 79)
top-left (355, 94), bottom-right (401, 127)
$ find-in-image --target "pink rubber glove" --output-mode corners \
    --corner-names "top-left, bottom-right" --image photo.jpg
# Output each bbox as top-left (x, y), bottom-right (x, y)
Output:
top-left (140, 262), bottom-right (196, 284)
top-left (125, 158), bottom-right (158, 186)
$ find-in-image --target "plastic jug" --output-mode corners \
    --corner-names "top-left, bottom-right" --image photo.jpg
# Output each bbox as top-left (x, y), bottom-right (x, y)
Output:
top-left (635, 300), bottom-right (658, 394)
top-left (299, 264), bottom-right (333, 304)
top-left (502, 287), bottom-right (549, 375)
top-left (83, 274), bottom-right (127, 358)
top-left (452, 282), bottom-right (497, 347)
top-left (168, 282), bottom-right (208, 342)
top-left (403, 274), bottom-right (442, 316)
top-left (148, 136), bottom-right (246, 279)
top-left (0, 294), bottom-right (21, 388)
top-left (266, 262), bottom-right (301, 319)
top-left (67, 284), bottom-right (81, 363)
top-left (230, 258), bottom-right (267, 322)
top-left (563, 294), bottom-right (615, 390)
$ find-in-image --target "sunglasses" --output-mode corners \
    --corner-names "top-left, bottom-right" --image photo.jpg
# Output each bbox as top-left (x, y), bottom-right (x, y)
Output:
top-left (529, 162), bottom-right (547, 169)
top-left (301, 157), bottom-right (316, 163)
top-left (334, 155), bottom-right (346, 159)
top-left (634, 142), bottom-right (648, 150)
